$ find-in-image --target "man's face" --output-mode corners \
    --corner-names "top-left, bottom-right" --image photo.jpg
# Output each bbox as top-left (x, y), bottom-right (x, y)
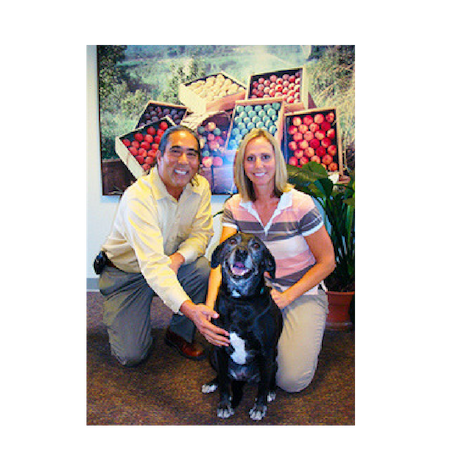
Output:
top-left (156, 130), bottom-right (200, 199)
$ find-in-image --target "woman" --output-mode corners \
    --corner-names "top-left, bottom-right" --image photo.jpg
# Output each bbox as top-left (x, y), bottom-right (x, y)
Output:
top-left (205, 129), bottom-right (336, 392)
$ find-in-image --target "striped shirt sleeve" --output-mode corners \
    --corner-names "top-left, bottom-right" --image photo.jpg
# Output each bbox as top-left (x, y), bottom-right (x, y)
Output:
top-left (222, 196), bottom-right (240, 229)
top-left (299, 205), bottom-right (323, 236)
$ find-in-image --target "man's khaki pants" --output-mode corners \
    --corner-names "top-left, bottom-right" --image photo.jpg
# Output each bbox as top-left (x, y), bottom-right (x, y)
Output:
top-left (99, 257), bottom-right (210, 366)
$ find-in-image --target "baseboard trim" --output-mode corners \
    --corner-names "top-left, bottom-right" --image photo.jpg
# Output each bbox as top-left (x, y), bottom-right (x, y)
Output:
top-left (87, 278), bottom-right (99, 292)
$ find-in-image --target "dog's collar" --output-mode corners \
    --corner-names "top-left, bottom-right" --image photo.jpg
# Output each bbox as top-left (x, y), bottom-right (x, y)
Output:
top-left (221, 284), bottom-right (268, 300)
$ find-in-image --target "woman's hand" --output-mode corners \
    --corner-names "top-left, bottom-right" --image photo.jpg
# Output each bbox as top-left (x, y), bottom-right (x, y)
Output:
top-left (270, 288), bottom-right (291, 310)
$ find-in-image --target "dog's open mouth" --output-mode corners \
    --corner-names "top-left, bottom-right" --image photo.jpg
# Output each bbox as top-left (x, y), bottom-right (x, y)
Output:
top-left (230, 261), bottom-right (251, 277)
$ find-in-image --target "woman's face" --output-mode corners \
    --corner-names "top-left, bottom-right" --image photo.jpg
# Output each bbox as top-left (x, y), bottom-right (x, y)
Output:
top-left (243, 136), bottom-right (276, 191)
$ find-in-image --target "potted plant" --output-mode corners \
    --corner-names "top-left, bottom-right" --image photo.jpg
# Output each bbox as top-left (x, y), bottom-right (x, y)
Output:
top-left (287, 161), bottom-right (355, 330)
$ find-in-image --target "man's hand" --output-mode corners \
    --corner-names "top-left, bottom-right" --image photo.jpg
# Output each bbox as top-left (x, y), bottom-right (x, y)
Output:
top-left (180, 300), bottom-right (230, 347)
top-left (169, 252), bottom-right (185, 274)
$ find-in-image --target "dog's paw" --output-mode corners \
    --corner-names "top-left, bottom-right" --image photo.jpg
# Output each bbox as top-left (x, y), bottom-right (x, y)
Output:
top-left (249, 403), bottom-right (267, 421)
top-left (202, 382), bottom-right (218, 394)
top-left (217, 402), bottom-right (234, 419)
top-left (267, 391), bottom-right (276, 403)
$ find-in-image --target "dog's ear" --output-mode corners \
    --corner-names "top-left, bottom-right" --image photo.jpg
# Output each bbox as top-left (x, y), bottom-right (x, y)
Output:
top-left (211, 241), bottom-right (225, 268)
top-left (263, 248), bottom-right (276, 279)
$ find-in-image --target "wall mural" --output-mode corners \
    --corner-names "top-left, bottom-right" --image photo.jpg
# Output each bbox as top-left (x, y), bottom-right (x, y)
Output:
top-left (97, 45), bottom-right (355, 195)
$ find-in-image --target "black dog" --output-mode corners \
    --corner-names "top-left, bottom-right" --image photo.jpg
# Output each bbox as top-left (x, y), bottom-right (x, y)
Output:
top-left (202, 232), bottom-right (283, 420)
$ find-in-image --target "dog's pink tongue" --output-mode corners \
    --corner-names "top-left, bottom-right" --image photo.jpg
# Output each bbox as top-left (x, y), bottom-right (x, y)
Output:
top-left (231, 262), bottom-right (248, 276)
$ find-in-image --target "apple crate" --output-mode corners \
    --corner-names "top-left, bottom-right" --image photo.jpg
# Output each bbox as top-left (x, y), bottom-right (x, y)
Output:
top-left (115, 117), bottom-right (176, 179)
top-left (178, 72), bottom-right (246, 114)
top-left (246, 66), bottom-right (309, 113)
top-left (136, 101), bottom-right (188, 129)
top-left (226, 97), bottom-right (286, 153)
top-left (283, 108), bottom-right (343, 175)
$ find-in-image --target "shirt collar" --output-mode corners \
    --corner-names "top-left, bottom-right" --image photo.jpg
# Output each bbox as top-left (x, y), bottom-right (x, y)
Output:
top-left (239, 189), bottom-right (293, 211)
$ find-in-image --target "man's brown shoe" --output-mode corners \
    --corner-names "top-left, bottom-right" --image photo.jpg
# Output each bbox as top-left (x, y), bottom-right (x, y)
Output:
top-left (165, 329), bottom-right (206, 361)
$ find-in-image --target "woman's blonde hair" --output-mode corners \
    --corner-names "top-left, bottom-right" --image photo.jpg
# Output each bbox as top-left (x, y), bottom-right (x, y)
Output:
top-left (233, 128), bottom-right (293, 201)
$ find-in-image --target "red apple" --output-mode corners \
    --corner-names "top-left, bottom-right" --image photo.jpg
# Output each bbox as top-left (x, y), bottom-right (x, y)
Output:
top-left (325, 112), bottom-right (335, 123)
top-left (154, 135), bottom-right (162, 144)
top-left (294, 149), bottom-right (303, 160)
top-left (147, 126), bottom-right (156, 136)
top-left (311, 155), bottom-right (321, 163)
top-left (326, 128), bottom-right (336, 139)
top-left (129, 146), bottom-right (139, 156)
top-left (135, 156), bottom-right (145, 165)
top-left (288, 75), bottom-right (296, 83)
top-left (122, 138), bottom-right (131, 147)
top-left (288, 141), bottom-right (298, 151)
top-left (316, 146), bottom-right (326, 157)
top-left (304, 131), bottom-right (314, 141)
top-left (299, 140), bottom-right (308, 151)
top-left (321, 137), bottom-right (332, 148)
top-left (328, 162), bottom-right (338, 172)
top-left (142, 164), bottom-right (151, 172)
top-left (131, 140), bottom-right (140, 148)
top-left (314, 113), bottom-right (324, 124)
top-left (327, 145), bottom-right (337, 156)
top-left (288, 156), bottom-right (298, 166)
top-left (305, 147), bottom-right (315, 158)
top-left (309, 123), bottom-right (320, 133)
top-left (202, 156), bottom-right (213, 168)
top-left (157, 129), bottom-right (165, 137)
top-left (298, 124), bottom-right (308, 134)
top-left (320, 121), bottom-right (331, 131)
top-left (299, 156), bottom-right (309, 166)
top-left (293, 132), bottom-right (303, 142)
top-left (144, 134), bottom-right (154, 143)
top-left (303, 115), bottom-right (314, 126)
top-left (134, 132), bottom-right (144, 142)
top-left (292, 117), bottom-right (302, 127)
top-left (159, 121), bottom-right (169, 131)
top-left (288, 125), bottom-right (298, 135)
top-left (322, 154), bottom-right (333, 166)
top-left (309, 138), bottom-right (320, 149)
top-left (145, 156), bottom-right (155, 165)
top-left (140, 141), bottom-right (150, 150)
top-left (270, 74), bottom-right (277, 82)
top-left (315, 130), bottom-right (326, 141)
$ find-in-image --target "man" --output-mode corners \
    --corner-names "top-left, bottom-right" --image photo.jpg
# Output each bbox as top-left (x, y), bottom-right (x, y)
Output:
top-left (97, 125), bottom-right (229, 366)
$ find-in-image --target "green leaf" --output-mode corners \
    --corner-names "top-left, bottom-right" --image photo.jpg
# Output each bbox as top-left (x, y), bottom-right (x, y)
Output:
top-left (303, 161), bottom-right (329, 180)
top-left (314, 178), bottom-right (333, 198)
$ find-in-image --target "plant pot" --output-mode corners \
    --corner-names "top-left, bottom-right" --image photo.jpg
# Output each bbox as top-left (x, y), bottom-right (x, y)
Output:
top-left (326, 291), bottom-right (354, 331)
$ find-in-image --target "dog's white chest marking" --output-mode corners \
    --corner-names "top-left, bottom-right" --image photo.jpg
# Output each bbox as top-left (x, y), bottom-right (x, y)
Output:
top-left (229, 332), bottom-right (247, 365)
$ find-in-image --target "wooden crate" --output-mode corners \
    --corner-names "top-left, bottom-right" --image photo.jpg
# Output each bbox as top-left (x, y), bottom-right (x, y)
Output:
top-left (226, 97), bottom-right (286, 152)
top-left (179, 72), bottom-right (246, 114)
top-left (115, 117), bottom-right (176, 179)
top-left (136, 101), bottom-right (188, 128)
top-left (246, 66), bottom-right (309, 113)
top-left (283, 107), bottom-right (343, 176)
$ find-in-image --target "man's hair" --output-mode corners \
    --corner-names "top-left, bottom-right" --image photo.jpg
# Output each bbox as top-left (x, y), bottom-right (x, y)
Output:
top-left (158, 125), bottom-right (202, 159)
